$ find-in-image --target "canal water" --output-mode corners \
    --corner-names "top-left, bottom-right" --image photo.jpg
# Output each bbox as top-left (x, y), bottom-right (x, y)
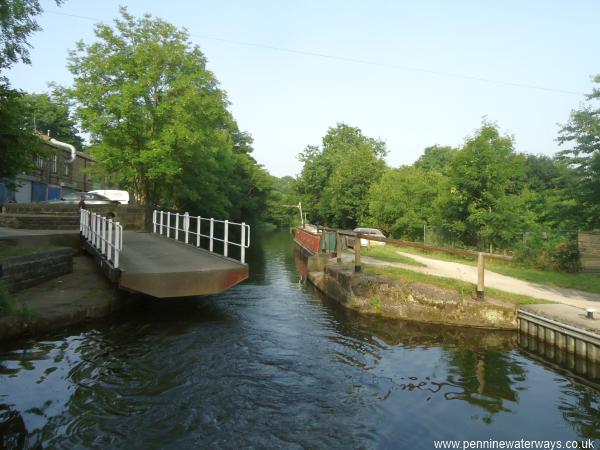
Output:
top-left (0, 231), bottom-right (599, 449)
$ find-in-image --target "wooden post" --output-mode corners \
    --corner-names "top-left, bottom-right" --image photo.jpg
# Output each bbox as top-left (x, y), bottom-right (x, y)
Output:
top-left (477, 252), bottom-right (484, 300)
top-left (336, 231), bottom-right (342, 263)
top-left (354, 233), bottom-right (362, 273)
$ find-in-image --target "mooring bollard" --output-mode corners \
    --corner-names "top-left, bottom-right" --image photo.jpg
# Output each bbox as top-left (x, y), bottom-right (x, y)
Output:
top-left (477, 252), bottom-right (485, 300)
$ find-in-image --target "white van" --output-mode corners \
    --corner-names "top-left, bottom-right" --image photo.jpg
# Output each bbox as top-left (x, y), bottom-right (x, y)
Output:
top-left (88, 190), bottom-right (130, 205)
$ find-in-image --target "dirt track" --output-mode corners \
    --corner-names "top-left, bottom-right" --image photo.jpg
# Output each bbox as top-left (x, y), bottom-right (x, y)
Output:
top-left (352, 250), bottom-right (600, 310)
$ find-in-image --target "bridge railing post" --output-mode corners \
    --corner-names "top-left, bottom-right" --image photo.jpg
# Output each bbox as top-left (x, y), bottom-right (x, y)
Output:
top-left (160, 210), bottom-right (163, 235)
top-left (196, 216), bottom-right (200, 247)
top-left (167, 212), bottom-right (170, 238)
top-left (241, 222), bottom-right (246, 263)
top-left (101, 216), bottom-right (106, 255)
top-left (153, 210), bottom-right (157, 234)
top-left (175, 213), bottom-right (180, 241)
top-left (210, 218), bottom-right (214, 252)
top-left (224, 220), bottom-right (229, 257)
top-left (107, 218), bottom-right (113, 262)
top-left (114, 223), bottom-right (121, 269)
top-left (184, 212), bottom-right (189, 244)
top-left (97, 214), bottom-right (101, 250)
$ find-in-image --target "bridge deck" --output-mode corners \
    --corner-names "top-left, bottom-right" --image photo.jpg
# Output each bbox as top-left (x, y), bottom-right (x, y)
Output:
top-left (117, 231), bottom-right (248, 298)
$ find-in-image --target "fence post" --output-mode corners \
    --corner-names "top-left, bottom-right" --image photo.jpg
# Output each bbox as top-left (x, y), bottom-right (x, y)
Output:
top-left (167, 212), bottom-right (170, 238)
top-left (101, 216), bottom-right (106, 255)
top-left (90, 213), bottom-right (94, 245)
top-left (196, 216), bottom-right (201, 247)
top-left (96, 215), bottom-right (101, 248)
top-left (354, 233), bottom-right (362, 273)
top-left (107, 219), bottom-right (113, 262)
top-left (477, 252), bottom-right (485, 300)
top-left (241, 222), bottom-right (246, 263)
top-left (224, 220), bottom-right (229, 257)
top-left (336, 231), bottom-right (342, 263)
top-left (114, 224), bottom-right (121, 268)
top-left (210, 218), bottom-right (214, 252)
top-left (160, 211), bottom-right (163, 235)
top-left (175, 213), bottom-right (180, 241)
top-left (153, 210), bottom-right (157, 233)
top-left (184, 212), bottom-right (189, 244)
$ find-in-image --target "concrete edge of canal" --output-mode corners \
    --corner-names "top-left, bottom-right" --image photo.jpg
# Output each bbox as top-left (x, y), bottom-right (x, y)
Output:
top-left (0, 253), bottom-right (131, 342)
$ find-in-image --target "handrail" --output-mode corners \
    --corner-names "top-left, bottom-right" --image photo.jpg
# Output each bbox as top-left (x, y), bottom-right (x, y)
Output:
top-left (80, 209), bottom-right (123, 268)
top-left (152, 210), bottom-right (251, 264)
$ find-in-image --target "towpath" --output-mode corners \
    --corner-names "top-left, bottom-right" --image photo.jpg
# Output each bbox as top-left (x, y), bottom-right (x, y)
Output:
top-left (344, 250), bottom-right (600, 310)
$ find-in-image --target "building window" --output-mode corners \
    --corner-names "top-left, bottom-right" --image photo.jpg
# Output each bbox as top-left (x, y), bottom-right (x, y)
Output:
top-left (36, 155), bottom-right (44, 169)
top-left (63, 163), bottom-right (70, 176)
top-left (50, 154), bottom-right (58, 173)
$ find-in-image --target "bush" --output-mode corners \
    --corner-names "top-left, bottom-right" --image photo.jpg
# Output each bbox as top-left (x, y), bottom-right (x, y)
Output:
top-left (0, 281), bottom-right (13, 316)
top-left (514, 234), bottom-right (580, 272)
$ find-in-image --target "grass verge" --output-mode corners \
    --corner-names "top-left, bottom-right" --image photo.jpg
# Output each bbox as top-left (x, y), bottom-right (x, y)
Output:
top-left (381, 243), bottom-right (600, 295)
top-left (0, 243), bottom-right (55, 259)
top-left (364, 265), bottom-right (552, 305)
top-left (0, 281), bottom-right (31, 318)
top-left (361, 246), bottom-right (425, 266)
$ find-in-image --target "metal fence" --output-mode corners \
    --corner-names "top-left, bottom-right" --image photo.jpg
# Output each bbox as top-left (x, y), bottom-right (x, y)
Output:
top-left (152, 210), bottom-right (251, 264)
top-left (80, 209), bottom-right (123, 268)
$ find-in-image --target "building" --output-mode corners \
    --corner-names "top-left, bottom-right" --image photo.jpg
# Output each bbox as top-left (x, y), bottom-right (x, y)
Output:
top-left (1, 134), bottom-right (104, 204)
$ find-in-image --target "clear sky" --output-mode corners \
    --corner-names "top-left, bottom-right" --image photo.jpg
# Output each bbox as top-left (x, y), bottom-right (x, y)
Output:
top-left (7, 0), bottom-right (600, 177)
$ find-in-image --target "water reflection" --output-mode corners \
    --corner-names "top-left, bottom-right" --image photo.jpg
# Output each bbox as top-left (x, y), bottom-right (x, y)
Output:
top-left (0, 230), bottom-right (598, 449)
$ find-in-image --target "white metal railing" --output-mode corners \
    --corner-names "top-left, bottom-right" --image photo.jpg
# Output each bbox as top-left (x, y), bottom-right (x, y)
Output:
top-left (80, 209), bottom-right (123, 268)
top-left (152, 210), bottom-right (251, 264)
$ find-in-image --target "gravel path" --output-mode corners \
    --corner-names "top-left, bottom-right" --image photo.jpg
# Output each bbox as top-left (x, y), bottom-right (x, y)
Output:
top-left (345, 250), bottom-right (600, 309)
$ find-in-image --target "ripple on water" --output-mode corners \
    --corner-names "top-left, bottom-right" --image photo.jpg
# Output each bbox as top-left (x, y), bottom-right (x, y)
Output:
top-left (0, 231), bottom-right (599, 449)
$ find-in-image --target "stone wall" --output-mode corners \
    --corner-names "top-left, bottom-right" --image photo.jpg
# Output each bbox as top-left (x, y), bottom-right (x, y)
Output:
top-left (308, 261), bottom-right (517, 330)
top-left (0, 248), bottom-right (73, 292)
top-left (1, 203), bottom-right (147, 231)
top-left (579, 230), bottom-right (600, 273)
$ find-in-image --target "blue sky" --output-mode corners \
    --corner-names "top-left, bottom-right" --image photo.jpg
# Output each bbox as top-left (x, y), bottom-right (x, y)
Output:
top-left (7, 0), bottom-right (600, 177)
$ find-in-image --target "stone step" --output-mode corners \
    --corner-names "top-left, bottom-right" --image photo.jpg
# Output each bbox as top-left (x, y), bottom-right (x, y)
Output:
top-left (0, 213), bottom-right (80, 230)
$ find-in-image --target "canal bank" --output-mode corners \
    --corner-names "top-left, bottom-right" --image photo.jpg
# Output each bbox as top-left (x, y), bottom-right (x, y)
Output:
top-left (294, 227), bottom-right (517, 329)
top-left (0, 253), bottom-right (131, 341)
top-left (294, 226), bottom-right (600, 373)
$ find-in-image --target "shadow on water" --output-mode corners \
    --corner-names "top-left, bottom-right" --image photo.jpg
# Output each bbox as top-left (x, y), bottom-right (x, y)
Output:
top-left (0, 229), bottom-right (599, 449)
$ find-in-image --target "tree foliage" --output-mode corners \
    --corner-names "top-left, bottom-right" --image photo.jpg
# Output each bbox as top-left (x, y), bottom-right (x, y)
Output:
top-left (0, 85), bottom-right (46, 180)
top-left (65, 9), bottom-right (267, 221)
top-left (437, 122), bottom-right (529, 250)
top-left (368, 166), bottom-right (446, 240)
top-left (265, 176), bottom-right (300, 227)
top-left (0, 0), bottom-right (61, 182)
top-left (414, 145), bottom-right (456, 172)
top-left (0, 0), bottom-right (62, 69)
top-left (18, 92), bottom-right (84, 147)
top-left (296, 123), bottom-right (387, 228)
top-left (557, 74), bottom-right (600, 229)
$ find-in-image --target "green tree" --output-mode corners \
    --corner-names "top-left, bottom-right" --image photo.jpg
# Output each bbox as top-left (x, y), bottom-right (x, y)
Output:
top-left (522, 154), bottom-right (579, 230)
top-left (557, 74), bottom-right (600, 229)
top-left (265, 176), bottom-right (300, 227)
top-left (0, 86), bottom-right (46, 180)
top-left (18, 92), bottom-right (84, 148)
top-left (368, 166), bottom-right (446, 239)
top-left (0, 0), bottom-right (62, 69)
top-left (296, 123), bottom-right (387, 228)
top-left (414, 145), bottom-right (456, 172)
top-left (65, 9), bottom-right (267, 220)
top-left (0, 0), bottom-right (62, 181)
top-left (438, 122), bottom-right (530, 250)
